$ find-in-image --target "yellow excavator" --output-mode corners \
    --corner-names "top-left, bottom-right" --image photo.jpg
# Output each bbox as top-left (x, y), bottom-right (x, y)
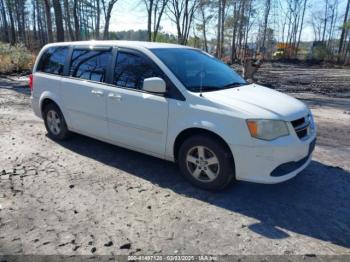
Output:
top-left (273, 43), bottom-right (297, 59)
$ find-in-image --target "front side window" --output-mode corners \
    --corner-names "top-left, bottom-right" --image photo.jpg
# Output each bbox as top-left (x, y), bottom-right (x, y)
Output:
top-left (113, 51), bottom-right (162, 90)
top-left (70, 49), bottom-right (112, 83)
top-left (37, 47), bottom-right (68, 75)
top-left (151, 48), bottom-right (247, 92)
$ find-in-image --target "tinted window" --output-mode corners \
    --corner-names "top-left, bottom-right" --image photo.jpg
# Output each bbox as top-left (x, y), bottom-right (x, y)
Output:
top-left (38, 47), bottom-right (68, 75)
top-left (70, 50), bottom-right (112, 82)
top-left (113, 52), bottom-right (163, 90)
top-left (151, 48), bottom-right (247, 92)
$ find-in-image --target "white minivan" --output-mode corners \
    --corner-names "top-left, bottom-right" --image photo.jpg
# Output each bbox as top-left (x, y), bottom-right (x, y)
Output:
top-left (30, 41), bottom-right (316, 190)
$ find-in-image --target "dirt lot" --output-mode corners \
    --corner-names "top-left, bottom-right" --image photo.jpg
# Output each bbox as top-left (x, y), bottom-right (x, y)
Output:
top-left (0, 63), bottom-right (350, 256)
top-left (256, 62), bottom-right (350, 97)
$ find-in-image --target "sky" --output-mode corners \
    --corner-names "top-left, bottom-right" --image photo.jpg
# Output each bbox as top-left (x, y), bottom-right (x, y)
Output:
top-left (108, 0), bottom-right (348, 42)
top-left (109, 0), bottom-right (175, 34)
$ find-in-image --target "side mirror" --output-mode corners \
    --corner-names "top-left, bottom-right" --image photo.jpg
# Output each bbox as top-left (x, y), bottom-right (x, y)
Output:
top-left (142, 77), bottom-right (166, 94)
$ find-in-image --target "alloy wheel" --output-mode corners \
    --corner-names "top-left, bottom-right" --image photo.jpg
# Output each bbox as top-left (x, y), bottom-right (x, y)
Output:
top-left (186, 146), bottom-right (220, 182)
top-left (46, 110), bottom-right (61, 135)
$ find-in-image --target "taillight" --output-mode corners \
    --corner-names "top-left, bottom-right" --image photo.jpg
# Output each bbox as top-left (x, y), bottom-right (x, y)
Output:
top-left (29, 74), bottom-right (33, 91)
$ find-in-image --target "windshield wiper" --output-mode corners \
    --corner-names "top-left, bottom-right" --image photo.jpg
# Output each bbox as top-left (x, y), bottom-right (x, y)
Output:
top-left (188, 86), bottom-right (222, 92)
top-left (188, 83), bottom-right (247, 92)
top-left (223, 82), bottom-right (247, 88)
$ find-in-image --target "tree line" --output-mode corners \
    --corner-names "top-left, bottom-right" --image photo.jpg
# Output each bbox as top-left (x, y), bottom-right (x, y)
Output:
top-left (0, 0), bottom-right (349, 63)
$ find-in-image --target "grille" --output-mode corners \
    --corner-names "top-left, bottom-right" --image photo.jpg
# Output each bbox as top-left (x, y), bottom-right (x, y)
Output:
top-left (291, 117), bottom-right (305, 127)
top-left (291, 116), bottom-right (309, 139)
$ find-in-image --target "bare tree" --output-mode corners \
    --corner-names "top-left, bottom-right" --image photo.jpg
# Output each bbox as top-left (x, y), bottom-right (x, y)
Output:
top-left (153, 0), bottom-right (169, 41)
top-left (102, 0), bottom-right (118, 40)
top-left (64, 0), bottom-right (75, 40)
top-left (144, 0), bottom-right (154, 41)
top-left (168, 0), bottom-right (199, 45)
top-left (143, 0), bottom-right (169, 41)
top-left (230, 0), bottom-right (241, 62)
top-left (280, 0), bottom-right (310, 58)
top-left (44, 0), bottom-right (53, 42)
top-left (0, 0), bottom-right (9, 43)
top-left (36, 0), bottom-right (46, 45)
top-left (6, 0), bottom-right (16, 44)
top-left (261, 0), bottom-right (271, 52)
top-left (338, 0), bottom-right (350, 59)
top-left (327, 0), bottom-right (338, 46)
top-left (216, 0), bottom-right (222, 57)
top-left (242, 0), bottom-right (254, 61)
top-left (32, 0), bottom-right (37, 42)
top-left (321, 0), bottom-right (329, 42)
top-left (197, 0), bottom-right (212, 52)
top-left (295, 0), bottom-right (308, 56)
top-left (14, 0), bottom-right (27, 44)
top-left (52, 0), bottom-right (65, 42)
top-left (214, 0), bottom-right (228, 58)
top-left (73, 0), bottom-right (80, 40)
top-left (218, 0), bottom-right (227, 58)
top-left (95, 0), bottom-right (101, 39)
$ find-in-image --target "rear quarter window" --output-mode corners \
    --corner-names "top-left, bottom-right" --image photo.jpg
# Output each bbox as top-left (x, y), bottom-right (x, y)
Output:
top-left (37, 46), bottom-right (68, 75)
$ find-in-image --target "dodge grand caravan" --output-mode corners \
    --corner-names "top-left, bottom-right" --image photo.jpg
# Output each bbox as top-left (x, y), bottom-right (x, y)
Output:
top-left (30, 41), bottom-right (316, 190)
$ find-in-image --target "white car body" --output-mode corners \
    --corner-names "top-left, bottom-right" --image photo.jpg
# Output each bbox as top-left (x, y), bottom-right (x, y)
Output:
top-left (31, 41), bottom-right (316, 184)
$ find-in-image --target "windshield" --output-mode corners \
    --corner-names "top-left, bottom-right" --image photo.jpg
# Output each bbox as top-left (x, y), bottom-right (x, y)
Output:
top-left (151, 48), bottom-right (247, 92)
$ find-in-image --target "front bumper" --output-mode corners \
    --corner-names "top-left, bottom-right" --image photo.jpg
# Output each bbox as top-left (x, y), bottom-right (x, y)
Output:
top-left (229, 133), bottom-right (316, 184)
top-left (270, 138), bottom-right (316, 177)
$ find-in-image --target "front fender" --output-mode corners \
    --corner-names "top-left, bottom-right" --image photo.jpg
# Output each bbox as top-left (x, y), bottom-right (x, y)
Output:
top-left (165, 99), bottom-right (250, 161)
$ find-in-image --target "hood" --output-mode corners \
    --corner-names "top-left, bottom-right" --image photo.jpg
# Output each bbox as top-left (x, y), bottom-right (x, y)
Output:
top-left (202, 84), bottom-right (308, 121)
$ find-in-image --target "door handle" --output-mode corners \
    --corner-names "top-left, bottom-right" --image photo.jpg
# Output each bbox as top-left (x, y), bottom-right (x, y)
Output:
top-left (108, 93), bottom-right (122, 100)
top-left (91, 90), bottom-right (104, 96)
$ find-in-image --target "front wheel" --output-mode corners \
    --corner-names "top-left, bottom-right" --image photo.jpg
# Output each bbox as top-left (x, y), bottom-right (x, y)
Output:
top-left (178, 135), bottom-right (235, 190)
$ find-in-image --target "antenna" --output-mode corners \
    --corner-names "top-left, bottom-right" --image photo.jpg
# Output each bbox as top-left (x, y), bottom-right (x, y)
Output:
top-left (199, 59), bottom-right (203, 97)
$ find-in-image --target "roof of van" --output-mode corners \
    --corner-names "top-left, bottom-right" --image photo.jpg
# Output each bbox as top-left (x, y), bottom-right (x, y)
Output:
top-left (43, 40), bottom-right (193, 50)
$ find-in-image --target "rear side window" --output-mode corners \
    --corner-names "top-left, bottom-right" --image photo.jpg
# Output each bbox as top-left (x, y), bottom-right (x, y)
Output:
top-left (113, 52), bottom-right (163, 90)
top-left (37, 47), bottom-right (68, 75)
top-left (70, 50), bottom-right (112, 83)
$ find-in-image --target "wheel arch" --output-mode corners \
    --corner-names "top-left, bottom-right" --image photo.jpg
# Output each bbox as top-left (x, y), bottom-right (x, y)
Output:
top-left (39, 92), bottom-right (65, 118)
top-left (41, 97), bottom-right (59, 114)
top-left (173, 127), bottom-right (234, 163)
top-left (38, 92), bottom-right (72, 129)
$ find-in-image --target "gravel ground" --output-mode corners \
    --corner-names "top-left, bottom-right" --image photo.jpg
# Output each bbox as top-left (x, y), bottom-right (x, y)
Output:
top-left (255, 62), bottom-right (350, 97)
top-left (0, 69), bottom-right (350, 256)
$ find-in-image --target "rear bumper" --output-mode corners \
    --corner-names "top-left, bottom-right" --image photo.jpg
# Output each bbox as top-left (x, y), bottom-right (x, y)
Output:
top-left (229, 134), bottom-right (316, 184)
top-left (31, 96), bottom-right (42, 118)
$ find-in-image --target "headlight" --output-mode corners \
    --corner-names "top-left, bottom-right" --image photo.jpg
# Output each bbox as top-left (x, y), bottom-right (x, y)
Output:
top-left (246, 119), bottom-right (289, 140)
top-left (308, 113), bottom-right (315, 132)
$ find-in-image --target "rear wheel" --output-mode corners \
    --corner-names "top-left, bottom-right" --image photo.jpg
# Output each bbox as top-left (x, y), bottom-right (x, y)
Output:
top-left (178, 135), bottom-right (235, 190)
top-left (43, 103), bottom-right (70, 140)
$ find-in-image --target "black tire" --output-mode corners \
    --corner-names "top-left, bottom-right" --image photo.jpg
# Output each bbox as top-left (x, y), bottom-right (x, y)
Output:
top-left (178, 135), bottom-right (235, 190)
top-left (43, 103), bottom-right (70, 140)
